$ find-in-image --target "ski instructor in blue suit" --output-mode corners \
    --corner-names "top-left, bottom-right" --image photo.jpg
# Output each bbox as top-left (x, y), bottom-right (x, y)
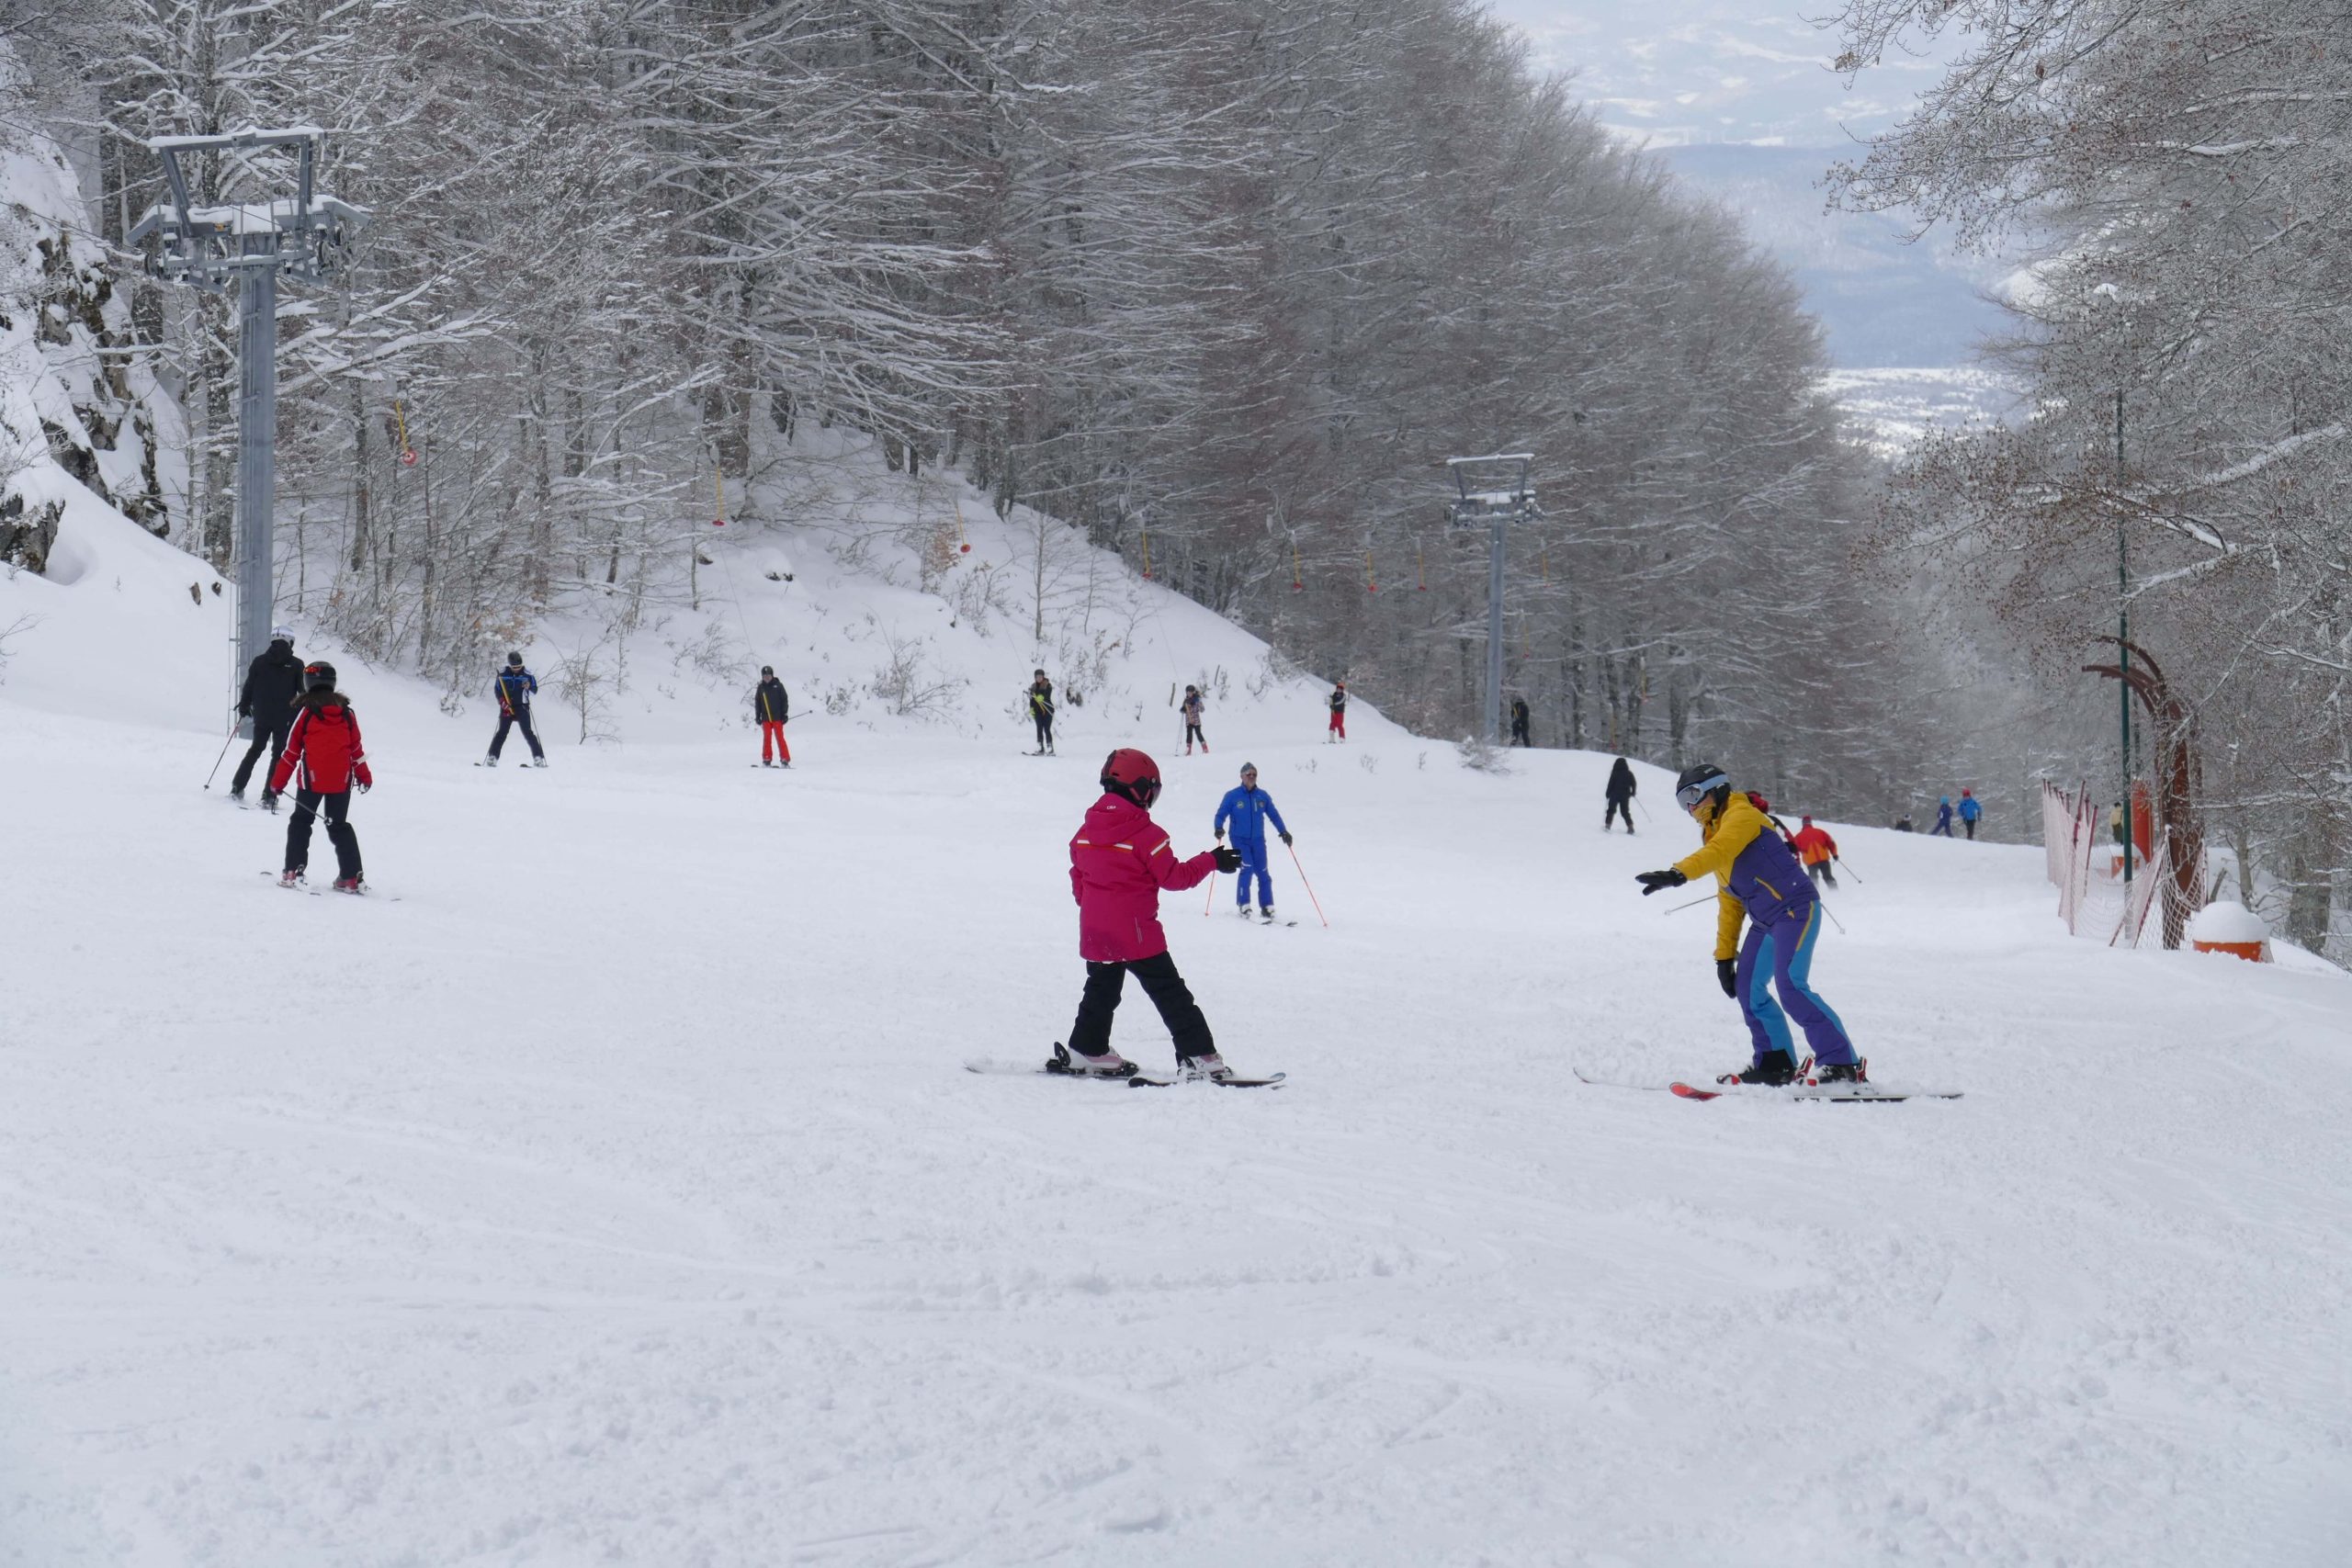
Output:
top-left (1214, 762), bottom-right (1292, 921)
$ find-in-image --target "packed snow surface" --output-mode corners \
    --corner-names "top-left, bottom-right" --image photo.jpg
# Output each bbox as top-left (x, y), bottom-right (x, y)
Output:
top-left (6, 516), bottom-right (2351, 1568)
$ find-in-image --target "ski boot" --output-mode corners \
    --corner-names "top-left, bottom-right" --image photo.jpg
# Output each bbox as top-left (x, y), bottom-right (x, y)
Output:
top-left (1237, 905), bottom-right (1256, 918)
top-left (1259, 907), bottom-right (1275, 923)
top-left (261, 789), bottom-right (280, 815)
top-left (332, 877), bottom-right (365, 895)
top-left (527, 757), bottom-right (548, 769)
top-left (1718, 1048), bottom-right (1799, 1087)
top-left (1179, 1052), bottom-right (1234, 1083)
top-left (228, 787), bottom-right (244, 805)
top-left (277, 868), bottom-right (305, 889)
top-left (1048, 1042), bottom-right (1137, 1079)
top-left (481, 755), bottom-right (499, 768)
top-left (1813, 1058), bottom-right (1868, 1085)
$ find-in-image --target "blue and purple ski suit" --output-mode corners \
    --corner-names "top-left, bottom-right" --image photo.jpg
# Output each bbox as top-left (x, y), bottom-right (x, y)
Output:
top-left (1673, 792), bottom-right (1858, 1068)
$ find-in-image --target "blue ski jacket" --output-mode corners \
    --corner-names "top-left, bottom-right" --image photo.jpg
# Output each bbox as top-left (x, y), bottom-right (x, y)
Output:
top-left (1215, 784), bottom-right (1289, 846)
top-left (495, 667), bottom-right (538, 715)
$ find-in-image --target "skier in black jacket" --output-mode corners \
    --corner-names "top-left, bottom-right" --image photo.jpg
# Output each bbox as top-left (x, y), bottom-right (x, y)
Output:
top-left (484, 652), bottom-right (548, 767)
top-left (1509, 696), bottom-right (1532, 747)
top-left (231, 625), bottom-right (305, 807)
top-left (1605, 756), bottom-right (1637, 834)
top-left (754, 666), bottom-right (792, 767)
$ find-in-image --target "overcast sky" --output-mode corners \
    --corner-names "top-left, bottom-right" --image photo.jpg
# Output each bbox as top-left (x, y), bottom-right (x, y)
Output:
top-left (1487, 1), bottom-right (1955, 148)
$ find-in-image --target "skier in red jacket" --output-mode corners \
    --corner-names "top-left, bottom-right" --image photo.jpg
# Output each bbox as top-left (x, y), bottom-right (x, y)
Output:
top-left (266, 661), bottom-right (374, 891)
top-left (1055, 748), bottom-right (1242, 1079)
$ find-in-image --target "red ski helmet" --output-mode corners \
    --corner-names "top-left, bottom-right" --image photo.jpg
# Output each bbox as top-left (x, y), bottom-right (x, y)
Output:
top-left (1100, 748), bottom-right (1162, 808)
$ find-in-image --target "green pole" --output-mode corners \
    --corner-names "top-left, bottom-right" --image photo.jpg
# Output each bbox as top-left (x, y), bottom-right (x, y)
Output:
top-left (2117, 387), bottom-right (2132, 888)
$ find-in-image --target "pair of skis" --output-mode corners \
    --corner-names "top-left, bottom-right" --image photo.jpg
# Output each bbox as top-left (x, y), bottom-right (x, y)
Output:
top-left (966, 1049), bottom-right (1283, 1089)
top-left (1573, 1061), bottom-right (1961, 1103)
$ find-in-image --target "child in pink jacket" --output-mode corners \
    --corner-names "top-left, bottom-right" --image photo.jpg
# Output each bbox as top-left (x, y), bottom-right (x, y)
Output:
top-left (1057, 748), bottom-right (1240, 1078)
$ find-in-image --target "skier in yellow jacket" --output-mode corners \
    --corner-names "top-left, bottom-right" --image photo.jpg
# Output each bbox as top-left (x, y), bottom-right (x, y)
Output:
top-left (1635, 762), bottom-right (1863, 1087)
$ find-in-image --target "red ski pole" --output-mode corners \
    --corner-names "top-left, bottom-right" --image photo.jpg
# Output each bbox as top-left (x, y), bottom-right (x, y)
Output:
top-left (1285, 840), bottom-right (1329, 927)
top-left (1204, 866), bottom-right (1218, 916)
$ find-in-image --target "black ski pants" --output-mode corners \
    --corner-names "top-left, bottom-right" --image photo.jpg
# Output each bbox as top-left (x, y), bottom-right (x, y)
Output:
top-left (1807, 860), bottom-right (1838, 889)
top-left (286, 789), bottom-right (362, 881)
top-left (1184, 721), bottom-right (1205, 750)
top-left (491, 705), bottom-right (545, 761)
top-left (1032, 711), bottom-right (1054, 752)
top-left (231, 716), bottom-right (294, 794)
top-left (1069, 952), bottom-right (1214, 1063)
top-left (1510, 716), bottom-right (1530, 746)
top-left (1605, 795), bottom-right (1634, 832)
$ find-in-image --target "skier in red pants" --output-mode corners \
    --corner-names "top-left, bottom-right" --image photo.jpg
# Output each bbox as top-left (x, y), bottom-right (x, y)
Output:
top-left (753, 666), bottom-right (791, 767)
top-left (1054, 748), bottom-right (1243, 1080)
top-left (1327, 681), bottom-right (1347, 742)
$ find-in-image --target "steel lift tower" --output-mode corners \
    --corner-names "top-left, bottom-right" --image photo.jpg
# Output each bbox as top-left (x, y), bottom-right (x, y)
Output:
top-left (129, 127), bottom-right (364, 734)
top-left (1446, 453), bottom-right (1538, 747)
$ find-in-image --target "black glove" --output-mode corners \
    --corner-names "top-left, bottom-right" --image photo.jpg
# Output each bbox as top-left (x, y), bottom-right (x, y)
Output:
top-left (1280, 831), bottom-right (1294, 847)
top-left (1213, 845), bottom-right (1242, 874)
top-left (1717, 958), bottom-right (1737, 998)
top-left (1635, 869), bottom-right (1687, 896)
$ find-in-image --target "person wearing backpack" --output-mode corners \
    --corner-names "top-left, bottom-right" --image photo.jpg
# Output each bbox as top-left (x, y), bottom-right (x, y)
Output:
top-left (754, 666), bottom-right (792, 768)
top-left (266, 661), bottom-right (374, 892)
top-left (485, 652), bottom-right (548, 767)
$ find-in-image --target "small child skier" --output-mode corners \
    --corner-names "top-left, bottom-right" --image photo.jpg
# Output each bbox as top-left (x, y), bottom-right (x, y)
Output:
top-left (1327, 681), bottom-right (1347, 742)
top-left (754, 665), bottom-right (792, 767)
top-left (1604, 756), bottom-right (1637, 834)
top-left (1027, 670), bottom-right (1057, 755)
top-left (1931, 795), bottom-right (1955, 836)
top-left (1214, 762), bottom-right (1292, 921)
top-left (485, 651), bottom-right (548, 767)
top-left (1182, 685), bottom-right (1207, 754)
top-left (1056, 749), bottom-right (1243, 1079)
top-left (1635, 763), bottom-right (1864, 1087)
top-left (1957, 788), bottom-right (1982, 840)
top-left (1509, 696), bottom-right (1532, 747)
top-left (266, 660), bottom-right (373, 892)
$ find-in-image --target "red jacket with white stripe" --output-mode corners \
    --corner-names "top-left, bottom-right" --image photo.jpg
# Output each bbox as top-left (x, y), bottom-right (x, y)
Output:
top-left (268, 698), bottom-right (373, 795)
top-left (1069, 793), bottom-right (1217, 962)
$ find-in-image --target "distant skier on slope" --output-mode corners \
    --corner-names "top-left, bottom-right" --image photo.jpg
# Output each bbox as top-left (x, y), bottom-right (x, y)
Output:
top-left (1181, 685), bottom-right (1207, 754)
top-left (1930, 795), bottom-right (1955, 837)
top-left (1214, 761), bottom-right (1292, 922)
top-left (1057, 748), bottom-right (1243, 1079)
top-left (1958, 788), bottom-right (1982, 840)
top-left (1027, 670), bottom-right (1057, 755)
top-left (754, 666), bottom-right (792, 768)
top-left (266, 661), bottom-right (373, 892)
top-left (1326, 681), bottom-right (1347, 742)
top-left (230, 624), bottom-right (304, 807)
top-left (1509, 696), bottom-right (1532, 747)
top-left (1634, 763), bottom-right (1864, 1087)
top-left (1604, 756), bottom-right (1637, 834)
top-left (484, 652), bottom-right (548, 768)
top-left (1790, 816), bottom-right (1840, 888)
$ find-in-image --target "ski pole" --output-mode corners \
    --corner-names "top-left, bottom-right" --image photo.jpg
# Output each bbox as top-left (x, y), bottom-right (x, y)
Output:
top-left (1817, 901), bottom-right (1848, 936)
top-left (1634, 796), bottom-right (1653, 823)
top-left (1285, 840), bottom-right (1329, 927)
top-left (1833, 857), bottom-right (1861, 885)
top-left (1204, 866), bottom-right (1218, 916)
top-left (203, 716), bottom-right (242, 790)
top-left (1660, 892), bottom-right (1714, 915)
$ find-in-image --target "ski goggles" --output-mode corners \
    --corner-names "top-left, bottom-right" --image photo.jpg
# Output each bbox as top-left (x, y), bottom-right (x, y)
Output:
top-left (1675, 771), bottom-right (1729, 811)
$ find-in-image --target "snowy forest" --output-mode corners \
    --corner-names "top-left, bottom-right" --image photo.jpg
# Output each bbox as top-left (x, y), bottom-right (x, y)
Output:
top-left (1830, 0), bottom-right (2352, 953)
top-left (2, 0), bottom-right (2347, 952)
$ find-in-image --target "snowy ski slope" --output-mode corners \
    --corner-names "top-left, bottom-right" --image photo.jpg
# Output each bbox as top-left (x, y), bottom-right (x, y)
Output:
top-left (5, 495), bottom-right (2350, 1567)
